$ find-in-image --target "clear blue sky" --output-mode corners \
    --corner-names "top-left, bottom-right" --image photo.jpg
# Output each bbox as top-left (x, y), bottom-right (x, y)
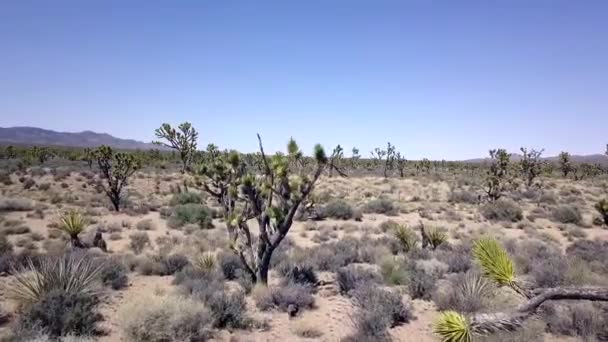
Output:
top-left (1, 1), bottom-right (606, 159)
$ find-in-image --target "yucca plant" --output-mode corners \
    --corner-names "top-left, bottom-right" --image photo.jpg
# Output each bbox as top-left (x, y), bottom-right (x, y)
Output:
top-left (393, 224), bottom-right (418, 252)
top-left (427, 227), bottom-right (448, 250)
top-left (434, 310), bottom-right (471, 342)
top-left (595, 198), bottom-right (608, 225)
top-left (473, 238), bottom-right (528, 297)
top-left (8, 253), bottom-right (104, 305)
top-left (193, 252), bottom-right (216, 272)
top-left (58, 210), bottom-right (88, 248)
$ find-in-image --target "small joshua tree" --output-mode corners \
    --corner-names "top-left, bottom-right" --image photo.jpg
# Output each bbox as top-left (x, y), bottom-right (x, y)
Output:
top-left (519, 147), bottom-right (544, 187)
top-left (154, 122), bottom-right (198, 173)
top-left (485, 149), bottom-right (511, 201)
top-left (196, 135), bottom-right (338, 285)
top-left (371, 142), bottom-right (396, 177)
top-left (30, 146), bottom-right (52, 164)
top-left (328, 145), bottom-right (347, 177)
top-left (558, 151), bottom-right (573, 177)
top-left (83, 147), bottom-right (94, 169)
top-left (95, 145), bottom-right (141, 212)
top-left (350, 147), bottom-right (360, 170)
top-left (396, 152), bottom-right (407, 177)
top-left (434, 238), bottom-right (608, 342)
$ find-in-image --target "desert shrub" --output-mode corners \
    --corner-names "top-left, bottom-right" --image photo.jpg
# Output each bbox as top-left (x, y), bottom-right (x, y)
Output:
top-left (435, 244), bottom-right (472, 273)
top-left (0, 172), bottom-right (12, 185)
top-left (349, 285), bottom-right (413, 340)
top-left (18, 290), bottom-right (102, 338)
top-left (169, 191), bottom-right (203, 206)
top-left (432, 272), bottom-right (493, 313)
top-left (566, 240), bottom-right (608, 273)
top-left (379, 219), bottom-right (400, 233)
top-left (337, 265), bottom-right (383, 295)
top-left (595, 199), bottom-right (608, 225)
top-left (217, 251), bottom-right (242, 280)
top-left (551, 205), bottom-right (582, 225)
top-left (163, 254), bottom-right (190, 275)
top-left (480, 199), bottom-right (523, 222)
top-left (305, 238), bottom-right (362, 272)
top-left (129, 232), bottom-right (151, 255)
top-left (281, 264), bottom-right (318, 287)
top-left (539, 192), bottom-right (557, 204)
top-left (448, 190), bottom-right (478, 204)
top-left (135, 219), bottom-right (155, 231)
top-left (0, 197), bottom-right (35, 212)
top-left (529, 253), bottom-right (568, 288)
top-left (483, 319), bottom-right (546, 342)
top-left (38, 183), bottom-right (51, 191)
top-left (253, 283), bottom-right (315, 312)
top-left (168, 204), bottom-right (213, 229)
top-left (4, 225), bottom-right (31, 235)
top-left (407, 262), bottom-right (438, 300)
top-left (119, 294), bottom-right (212, 342)
top-left (319, 199), bottom-right (362, 220)
top-left (363, 198), bottom-right (397, 215)
top-left (193, 252), bottom-right (217, 273)
top-left (23, 178), bottom-right (36, 190)
top-left (206, 290), bottom-right (250, 329)
top-left (292, 322), bottom-right (323, 339)
top-left (543, 302), bottom-right (607, 339)
top-left (379, 257), bottom-right (408, 286)
top-left (0, 234), bottom-right (13, 255)
top-left (99, 257), bottom-right (129, 290)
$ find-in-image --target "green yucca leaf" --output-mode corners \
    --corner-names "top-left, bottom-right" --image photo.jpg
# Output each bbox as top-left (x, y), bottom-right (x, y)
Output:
top-left (193, 252), bottom-right (216, 272)
top-left (473, 238), bottom-right (515, 287)
top-left (428, 227), bottom-right (448, 250)
top-left (8, 254), bottom-right (104, 305)
top-left (434, 311), bottom-right (471, 342)
top-left (393, 225), bottom-right (418, 252)
top-left (58, 211), bottom-right (87, 238)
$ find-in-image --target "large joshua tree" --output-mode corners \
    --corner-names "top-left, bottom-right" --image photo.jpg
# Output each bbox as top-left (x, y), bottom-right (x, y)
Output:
top-left (196, 135), bottom-right (338, 285)
top-left (154, 122), bottom-right (198, 173)
top-left (95, 145), bottom-right (141, 212)
top-left (434, 239), bottom-right (608, 342)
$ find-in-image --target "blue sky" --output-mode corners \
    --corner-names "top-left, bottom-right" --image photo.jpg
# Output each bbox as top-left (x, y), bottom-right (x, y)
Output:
top-left (1, 1), bottom-right (606, 159)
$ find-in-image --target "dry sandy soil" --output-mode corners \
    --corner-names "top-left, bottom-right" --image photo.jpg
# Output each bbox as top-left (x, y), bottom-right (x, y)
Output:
top-left (1, 166), bottom-right (607, 342)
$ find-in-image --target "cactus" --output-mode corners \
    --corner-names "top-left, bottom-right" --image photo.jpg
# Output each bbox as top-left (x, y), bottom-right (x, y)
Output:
top-left (154, 122), bottom-right (198, 173)
top-left (196, 135), bottom-right (338, 285)
top-left (94, 145), bottom-right (141, 212)
top-left (519, 147), bottom-right (544, 187)
top-left (371, 142), bottom-right (396, 177)
top-left (396, 152), bottom-right (407, 177)
top-left (29, 146), bottom-right (52, 164)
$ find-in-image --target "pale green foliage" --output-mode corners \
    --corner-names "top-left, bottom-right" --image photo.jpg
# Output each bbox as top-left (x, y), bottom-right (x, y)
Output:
top-left (58, 211), bottom-right (86, 238)
top-left (8, 254), bottom-right (104, 305)
top-left (427, 227), bottom-right (448, 250)
top-left (154, 122), bottom-right (198, 172)
top-left (193, 252), bottom-right (216, 272)
top-left (393, 225), bottom-right (418, 252)
top-left (434, 311), bottom-right (471, 342)
top-left (595, 199), bottom-right (608, 225)
top-left (473, 239), bottom-right (515, 288)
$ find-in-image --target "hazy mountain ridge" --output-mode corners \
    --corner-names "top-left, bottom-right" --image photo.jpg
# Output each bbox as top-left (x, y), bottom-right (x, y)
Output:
top-left (0, 126), bottom-right (159, 150)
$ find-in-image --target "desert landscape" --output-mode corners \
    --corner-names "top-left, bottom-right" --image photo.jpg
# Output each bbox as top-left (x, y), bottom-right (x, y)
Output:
top-left (0, 129), bottom-right (607, 342)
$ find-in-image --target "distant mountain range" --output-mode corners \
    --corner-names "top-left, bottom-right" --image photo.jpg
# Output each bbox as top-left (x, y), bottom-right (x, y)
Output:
top-left (0, 126), bottom-right (159, 150)
top-left (0, 127), bottom-right (606, 166)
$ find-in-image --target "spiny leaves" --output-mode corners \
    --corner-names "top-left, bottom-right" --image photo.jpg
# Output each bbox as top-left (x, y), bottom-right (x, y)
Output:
top-left (58, 211), bottom-right (87, 238)
top-left (473, 238), bottom-right (515, 287)
top-left (434, 311), bottom-right (471, 342)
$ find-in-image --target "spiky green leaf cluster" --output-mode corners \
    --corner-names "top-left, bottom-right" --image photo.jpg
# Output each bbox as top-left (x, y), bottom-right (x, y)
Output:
top-left (58, 211), bottom-right (87, 238)
top-left (473, 238), bottom-right (515, 287)
top-left (393, 225), bottom-right (418, 252)
top-left (434, 311), bottom-right (471, 342)
top-left (8, 254), bottom-right (104, 305)
top-left (427, 227), bottom-right (448, 249)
